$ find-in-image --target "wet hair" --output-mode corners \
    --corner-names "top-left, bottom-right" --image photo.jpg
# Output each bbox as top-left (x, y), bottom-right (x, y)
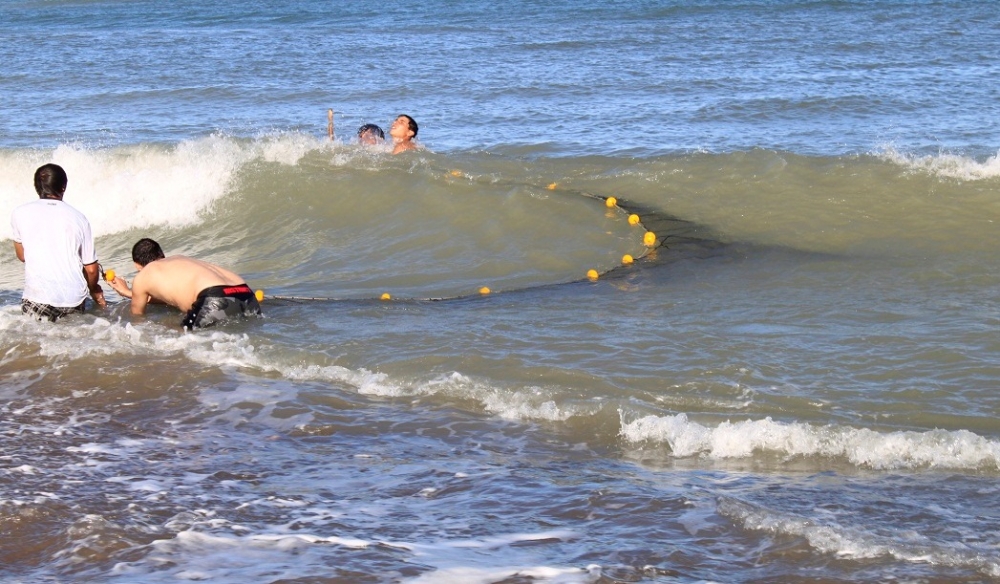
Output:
top-left (398, 115), bottom-right (418, 138)
top-left (132, 238), bottom-right (166, 266)
top-left (357, 123), bottom-right (385, 141)
top-left (34, 163), bottom-right (68, 199)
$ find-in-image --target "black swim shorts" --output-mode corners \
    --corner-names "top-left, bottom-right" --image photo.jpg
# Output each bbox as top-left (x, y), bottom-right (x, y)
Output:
top-left (181, 284), bottom-right (262, 330)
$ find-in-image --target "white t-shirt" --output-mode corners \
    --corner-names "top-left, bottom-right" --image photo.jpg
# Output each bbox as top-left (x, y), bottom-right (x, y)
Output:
top-left (11, 198), bottom-right (98, 308)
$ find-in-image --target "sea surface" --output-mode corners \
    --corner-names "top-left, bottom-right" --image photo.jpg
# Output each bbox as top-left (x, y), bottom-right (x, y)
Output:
top-left (2, 1), bottom-right (1000, 582)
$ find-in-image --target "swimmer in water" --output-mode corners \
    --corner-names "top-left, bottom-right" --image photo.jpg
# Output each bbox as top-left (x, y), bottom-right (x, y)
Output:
top-left (390, 114), bottom-right (419, 154)
top-left (357, 123), bottom-right (385, 145)
top-left (107, 238), bottom-right (261, 329)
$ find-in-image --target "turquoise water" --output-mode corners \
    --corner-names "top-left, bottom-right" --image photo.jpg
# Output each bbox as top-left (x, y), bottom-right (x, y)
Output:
top-left (2, 1), bottom-right (1000, 582)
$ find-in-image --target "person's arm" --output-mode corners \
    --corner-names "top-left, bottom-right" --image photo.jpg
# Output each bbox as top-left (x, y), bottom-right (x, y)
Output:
top-left (107, 273), bottom-right (146, 314)
top-left (127, 273), bottom-right (151, 316)
top-left (13, 241), bottom-right (24, 262)
top-left (82, 262), bottom-right (106, 308)
top-left (108, 275), bottom-right (131, 298)
top-left (108, 272), bottom-right (168, 312)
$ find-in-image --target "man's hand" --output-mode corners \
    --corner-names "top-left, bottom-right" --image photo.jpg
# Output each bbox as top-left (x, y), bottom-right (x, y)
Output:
top-left (91, 287), bottom-right (106, 309)
top-left (108, 275), bottom-right (132, 299)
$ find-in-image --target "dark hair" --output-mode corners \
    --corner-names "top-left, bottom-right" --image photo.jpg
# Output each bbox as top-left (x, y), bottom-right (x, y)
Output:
top-left (34, 163), bottom-right (68, 199)
top-left (132, 238), bottom-right (166, 266)
top-left (357, 123), bottom-right (385, 140)
top-left (398, 115), bottom-right (418, 138)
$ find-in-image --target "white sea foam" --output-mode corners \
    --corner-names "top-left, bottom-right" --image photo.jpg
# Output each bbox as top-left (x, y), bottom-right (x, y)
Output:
top-left (0, 133), bottom-right (328, 241)
top-left (395, 531), bottom-right (589, 584)
top-left (879, 146), bottom-right (1000, 180)
top-left (0, 310), bottom-right (402, 412)
top-left (0, 310), bottom-right (148, 361)
top-left (620, 413), bottom-right (1000, 470)
top-left (718, 497), bottom-right (1000, 577)
top-left (110, 524), bottom-right (586, 583)
top-left (419, 372), bottom-right (576, 422)
top-left (0, 139), bottom-right (236, 238)
top-left (255, 132), bottom-right (325, 166)
top-left (0, 306), bottom-right (585, 427)
top-left (169, 331), bottom-right (581, 424)
top-left (403, 565), bottom-right (600, 584)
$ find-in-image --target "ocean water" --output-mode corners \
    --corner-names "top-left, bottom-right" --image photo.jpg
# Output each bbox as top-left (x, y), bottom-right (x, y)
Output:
top-left (2, 1), bottom-right (1000, 582)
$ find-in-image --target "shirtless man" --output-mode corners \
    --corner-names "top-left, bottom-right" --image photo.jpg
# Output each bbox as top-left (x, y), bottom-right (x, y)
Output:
top-left (390, 114), bottom-right (419, 154)
top-left (108, 238), bottom-right (261, 329)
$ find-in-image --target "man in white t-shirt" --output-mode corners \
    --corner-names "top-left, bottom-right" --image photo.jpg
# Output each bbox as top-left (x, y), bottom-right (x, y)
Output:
top-left (10, 163), bottom-right (106, 321)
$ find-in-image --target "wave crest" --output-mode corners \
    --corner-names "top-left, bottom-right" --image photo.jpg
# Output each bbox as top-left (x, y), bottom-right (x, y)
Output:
top-left (878, 146), bottom-right (1000, 180)
top-left (0, 133), bottom-right (329, 240)
top-left (620, 413), bottom-right (1000, 470)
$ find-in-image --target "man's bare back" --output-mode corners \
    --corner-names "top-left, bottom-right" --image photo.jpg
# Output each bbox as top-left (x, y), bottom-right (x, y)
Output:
top-left (130, 256), bottom-right (245, 314)
top-left (108, 238), bottom-right (261, 329)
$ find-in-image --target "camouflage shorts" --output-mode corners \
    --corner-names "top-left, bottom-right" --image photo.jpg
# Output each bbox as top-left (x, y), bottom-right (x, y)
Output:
top-left (181, 285), bottom-right (262, 330)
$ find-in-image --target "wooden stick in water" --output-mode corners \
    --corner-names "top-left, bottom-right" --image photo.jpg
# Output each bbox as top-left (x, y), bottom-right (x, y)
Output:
top-left (327, 109), bottom-right (334, 140)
